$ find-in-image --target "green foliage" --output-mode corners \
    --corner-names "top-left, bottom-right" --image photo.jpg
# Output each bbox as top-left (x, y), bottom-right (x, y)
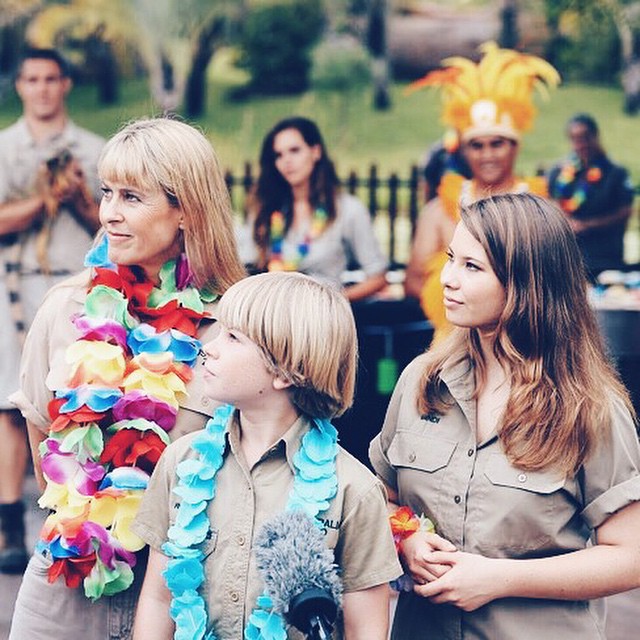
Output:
top-left (310, 35), bottom-right (371, 92)
top-left (238, 0), bottom-right (325, 95)
top-left (552, 6), bottom-right (621, 83)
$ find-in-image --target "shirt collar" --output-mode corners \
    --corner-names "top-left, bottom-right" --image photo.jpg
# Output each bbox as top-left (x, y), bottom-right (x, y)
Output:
top-left (226, 410), bottom-right (312, 473)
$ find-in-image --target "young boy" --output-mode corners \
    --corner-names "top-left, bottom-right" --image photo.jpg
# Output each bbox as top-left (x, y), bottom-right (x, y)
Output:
top-left (131, 272), bottom-right (401, 639)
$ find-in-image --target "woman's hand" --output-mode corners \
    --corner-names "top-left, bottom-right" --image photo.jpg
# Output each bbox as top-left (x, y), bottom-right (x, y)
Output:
top-left (399, 530), bottom-right (457, 584)
top-left (413, 550), bottom-right (503, 611)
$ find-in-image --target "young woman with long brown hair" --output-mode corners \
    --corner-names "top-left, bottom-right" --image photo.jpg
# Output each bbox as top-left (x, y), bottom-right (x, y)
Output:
top-left (370, 192), bottom-right (640, 639)
top-left (238, 116), bottom-right (388, 302)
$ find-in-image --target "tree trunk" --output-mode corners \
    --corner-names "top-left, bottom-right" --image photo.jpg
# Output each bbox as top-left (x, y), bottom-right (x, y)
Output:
top-left (499, 0), bottom-right (519, 49)
top-left (367, 0), bottom-right (391, 111)
top-left (185, 17), bottom-right (226, 118)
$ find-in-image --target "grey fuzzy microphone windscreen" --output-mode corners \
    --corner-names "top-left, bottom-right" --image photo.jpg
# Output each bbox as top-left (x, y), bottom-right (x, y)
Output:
top-left (253, 510), bottom-right (343, 616)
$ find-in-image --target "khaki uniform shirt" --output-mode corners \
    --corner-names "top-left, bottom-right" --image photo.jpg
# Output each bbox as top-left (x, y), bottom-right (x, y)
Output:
top-left (133, 412), bottom-right (402, 639)
top-left (9, 269), bottom-right (220, 438)
top-left (0, 118), bottom-right (105, 407)
top-left (370, 353), bottom-right (640, 640)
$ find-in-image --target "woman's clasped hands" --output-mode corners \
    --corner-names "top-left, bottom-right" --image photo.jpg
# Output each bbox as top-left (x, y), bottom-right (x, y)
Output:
top-left (400, 531), bottom-right (504, 611)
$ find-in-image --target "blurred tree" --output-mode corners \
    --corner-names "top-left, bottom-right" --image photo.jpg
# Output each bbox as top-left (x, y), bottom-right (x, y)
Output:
top-left (366, 0), bottom-right (391, 110)
top-left (238, 0), bottom-right (324, 95)
top-left (24, 0), bottom-right (245, 114)
top-left (0, 0), bottom-right (41, 99)
top-left (26, 0), bottom-right (138, 104)
top-left (543, 0), bottom-right (640, 112)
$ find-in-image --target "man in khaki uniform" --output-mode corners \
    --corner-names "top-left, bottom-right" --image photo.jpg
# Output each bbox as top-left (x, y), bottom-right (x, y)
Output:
top-left (0, 47), bottom-right (104, 572)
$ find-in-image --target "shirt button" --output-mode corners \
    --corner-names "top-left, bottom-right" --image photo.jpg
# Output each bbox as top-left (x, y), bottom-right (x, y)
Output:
top-left (237, 535), bottom-right (246, 546)
top-left (230, 592), bottom-right (239, 602)
top-left (517, 473), bottom-right (527, 483)
top-left (408, 452), bottom-right (416, 463)
top-left (201, 396), bottom-right (210, 406)
top-left (467, 448), bottom-right (474, 457)
top-left (454, 495), bottom-right (461, 504)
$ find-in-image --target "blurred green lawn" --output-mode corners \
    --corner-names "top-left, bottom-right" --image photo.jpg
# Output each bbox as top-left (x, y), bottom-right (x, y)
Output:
top-left (1, 75), bottom-right (637, 261)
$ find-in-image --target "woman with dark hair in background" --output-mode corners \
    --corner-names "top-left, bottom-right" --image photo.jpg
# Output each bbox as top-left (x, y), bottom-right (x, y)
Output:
top-left (238, 116), bottom-right (388, 302)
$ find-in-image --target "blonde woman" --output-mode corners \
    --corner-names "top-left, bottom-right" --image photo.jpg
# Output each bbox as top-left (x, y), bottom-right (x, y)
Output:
top-left (371, 193), bottom-right (640, 639)
top-left (9, 118), bottom-right (245, 639)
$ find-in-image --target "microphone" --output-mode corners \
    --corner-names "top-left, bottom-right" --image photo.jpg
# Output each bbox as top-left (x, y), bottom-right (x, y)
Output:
top-left (254, 510), bottom-right (343, 640)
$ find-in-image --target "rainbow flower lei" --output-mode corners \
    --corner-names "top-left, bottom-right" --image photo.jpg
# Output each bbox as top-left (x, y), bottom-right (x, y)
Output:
top-left (37, 234), bottom-right (216, 600)
top-left (162, 404), bottom-right (339, 640)
top-left (551, 153), bottom-right (604, 214)
top-left (268, 207), bottom-right (328, 272)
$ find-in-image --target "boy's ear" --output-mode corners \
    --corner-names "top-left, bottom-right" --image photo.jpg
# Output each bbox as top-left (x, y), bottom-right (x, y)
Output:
top-left (272, 376), bottom-right (292, 391)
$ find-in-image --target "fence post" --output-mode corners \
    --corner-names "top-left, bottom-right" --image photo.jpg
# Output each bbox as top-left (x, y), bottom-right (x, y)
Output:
top-left (346, 170), bottom-right (358, 198)
top-left (368, 165), bottom-right (378, 220)
top-left (409, 164), bottom-right (420, 238)
top-left (388, 172), bottom-right (399, 267)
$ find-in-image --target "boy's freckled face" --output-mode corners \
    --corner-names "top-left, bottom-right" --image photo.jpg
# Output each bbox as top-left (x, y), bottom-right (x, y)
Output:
top-left (202, 325), bottom-right (277, 408)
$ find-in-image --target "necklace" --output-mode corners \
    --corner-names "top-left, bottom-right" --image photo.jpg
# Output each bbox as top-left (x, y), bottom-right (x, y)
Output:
top-left (37, 234), bottom-right (216, 600)
top-left (163, 404), bottom-right (339, 640)
top-left (268, 207), bottom-right (328, 271)
top-left (551, 153), bottom-right (604, 213)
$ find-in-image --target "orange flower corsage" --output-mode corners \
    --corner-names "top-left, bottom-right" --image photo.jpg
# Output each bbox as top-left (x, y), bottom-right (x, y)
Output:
top-left (389, 506), bottom-right (434, 551)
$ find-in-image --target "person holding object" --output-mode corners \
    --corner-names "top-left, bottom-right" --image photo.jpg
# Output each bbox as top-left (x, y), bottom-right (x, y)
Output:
top-left (0, 47), bottom-right (105, 573)
top-left (237, 116), bottom-right (388, 302)
top-left (403, 42), bottom-right (558, 340)
top-left (131, 271), bottom-right (401, 639)
top-left (8, 117), bottom-right (245, 639)
top-left (370, 193), bottom-right (640, 639)
top-left (548, 113), bottom-right (634, 281)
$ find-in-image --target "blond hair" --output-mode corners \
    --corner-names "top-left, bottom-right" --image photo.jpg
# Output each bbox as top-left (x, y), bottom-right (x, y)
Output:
top-left (98, 117), bottom-right (245, 293)
top-left (418, 193), bottom-right (635, 474)
top-left (218, 272), bottom-right (357, 418)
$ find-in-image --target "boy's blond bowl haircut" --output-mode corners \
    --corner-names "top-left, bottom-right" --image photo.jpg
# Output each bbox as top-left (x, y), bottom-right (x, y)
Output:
top-left (218, 272), bottom-right (357, 419)
top-left (98, 117), bottom-right (246, 293)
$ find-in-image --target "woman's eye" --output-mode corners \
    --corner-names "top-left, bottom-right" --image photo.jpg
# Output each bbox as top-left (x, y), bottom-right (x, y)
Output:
top-left (124, 191), bottom-right (141, 202)
top-left (100, 186), bottom-right (111, 198)
top-left (445, 251), bottom-right (454, 262)
top-left (466, 262), bottom-right (480, 271)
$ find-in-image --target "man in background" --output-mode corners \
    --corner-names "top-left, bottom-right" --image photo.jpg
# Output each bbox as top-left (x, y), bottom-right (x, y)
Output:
top-left (0, 47), bottom-right (104, 573)
top-left (548, 113), bottom-right (634, 281)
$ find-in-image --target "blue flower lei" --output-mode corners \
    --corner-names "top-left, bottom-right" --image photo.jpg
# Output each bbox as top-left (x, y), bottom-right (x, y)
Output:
top-left (162, 404), bottom-right (339, 640)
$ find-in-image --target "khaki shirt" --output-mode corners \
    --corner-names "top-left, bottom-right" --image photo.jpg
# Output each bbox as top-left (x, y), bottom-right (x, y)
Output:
top-left (133, 412), bottom-right (401, 639)
top-left (10, 270), bottom-right (220, 438)
top-left (370, 353), bottom-right (640, 640)
top-left (0, 117), bottom-right (105, 275)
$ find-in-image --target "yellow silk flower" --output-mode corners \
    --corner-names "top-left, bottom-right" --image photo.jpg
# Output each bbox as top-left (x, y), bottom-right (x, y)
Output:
top-left (123, 353), bottom-right (188, 409)
top-left (66, 340), bottom-right (126, 386)
top-left (89, 490), bottom-right (145, 551)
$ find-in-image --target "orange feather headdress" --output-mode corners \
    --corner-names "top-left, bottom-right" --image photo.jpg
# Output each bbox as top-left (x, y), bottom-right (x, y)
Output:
top-left (409, 41), bottom-right (561, 143)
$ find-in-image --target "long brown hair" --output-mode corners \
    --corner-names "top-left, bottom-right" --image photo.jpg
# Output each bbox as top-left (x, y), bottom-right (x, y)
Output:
top-left (418, 193), bottom-right (635, 474)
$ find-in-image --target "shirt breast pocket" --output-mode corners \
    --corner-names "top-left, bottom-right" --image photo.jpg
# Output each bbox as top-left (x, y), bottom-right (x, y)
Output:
top-left (387, 427), bottom-right (457, 510)
top-left (481, 453), bottom-right (566, 554)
